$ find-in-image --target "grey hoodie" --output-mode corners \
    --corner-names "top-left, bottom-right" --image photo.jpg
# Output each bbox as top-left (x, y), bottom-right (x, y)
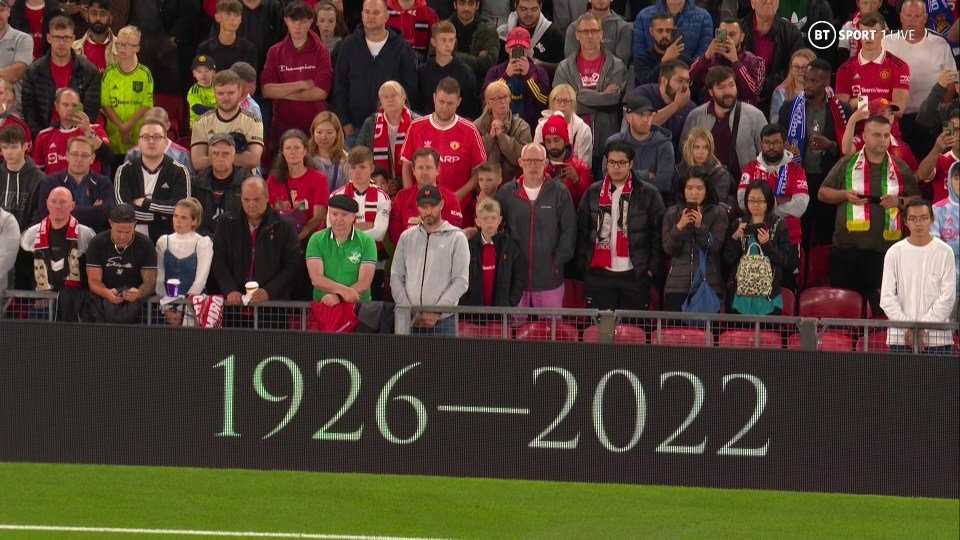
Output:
top-left (605, 125), bottom-right (675, 195)
top-left (0, 207), bottom-right (19, 295)
top-left (563, 10), bottom-right (634, 67)
top-left (390, 220), bottom-right (470, 316)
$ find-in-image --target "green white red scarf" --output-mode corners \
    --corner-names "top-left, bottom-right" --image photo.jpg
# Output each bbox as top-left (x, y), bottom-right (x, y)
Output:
top-left (844, 151), bottom-right (903, 240)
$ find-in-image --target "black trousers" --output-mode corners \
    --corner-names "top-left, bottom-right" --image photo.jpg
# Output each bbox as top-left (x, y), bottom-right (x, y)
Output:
top-left (585, 268), bottom-right (650, 310)
top-left (803, 173), bottom-right (836, 251)
top-left (830, 246), bottom-right (885, 316)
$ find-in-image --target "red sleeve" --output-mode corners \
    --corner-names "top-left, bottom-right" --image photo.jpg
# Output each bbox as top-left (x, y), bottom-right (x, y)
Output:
top-left (31, 131), bottom-right (44, 165)
top-left (312, 170), bottom-right (330, 207)
top-left (400, 123), bottom-right (418, 162)
top-left (893, 60), bottom-right (911, 91)
top-left (469, 125), bottom-right (487, 168)
top-left (835, 63), bottom-right (852, 96)
top-left (314, 43), bottom-right (333, 93)
top-left (261, 46), bottom-right (281, 86)
top-left (790, 163), bottom-right (808, 195)
top-left (388, 189), bottom-right (406, 246)
top-left (443, 189), bottom-right (463, 226)
top-left (93, 124), bottom-right (110, 145)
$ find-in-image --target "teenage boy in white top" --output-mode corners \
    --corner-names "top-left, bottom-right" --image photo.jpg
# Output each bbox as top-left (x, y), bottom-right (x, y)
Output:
top-left (879, 199), bottom-right (957, 354)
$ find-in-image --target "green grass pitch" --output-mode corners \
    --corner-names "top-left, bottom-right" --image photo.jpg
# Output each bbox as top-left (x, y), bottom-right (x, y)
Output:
top-left (0, 462), bottom-right (956, 539)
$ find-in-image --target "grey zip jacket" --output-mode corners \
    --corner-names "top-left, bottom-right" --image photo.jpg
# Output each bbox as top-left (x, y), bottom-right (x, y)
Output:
top-left (391, 220), bottom-right (470, 317)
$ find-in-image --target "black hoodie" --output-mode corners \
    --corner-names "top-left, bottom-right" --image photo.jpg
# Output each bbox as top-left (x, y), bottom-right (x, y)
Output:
top-left (0, 157), bottom-right (44, 230)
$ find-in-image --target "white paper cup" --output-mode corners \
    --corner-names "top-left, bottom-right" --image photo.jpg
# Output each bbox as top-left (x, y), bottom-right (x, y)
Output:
top-left (245, 281), bottom-right (259, 295)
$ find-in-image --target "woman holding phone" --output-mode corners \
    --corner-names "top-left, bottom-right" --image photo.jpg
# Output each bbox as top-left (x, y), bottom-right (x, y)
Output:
top-left (724, 181), bottom-right (797, 315)
top-left (661, 167), bottom-right (728, 312)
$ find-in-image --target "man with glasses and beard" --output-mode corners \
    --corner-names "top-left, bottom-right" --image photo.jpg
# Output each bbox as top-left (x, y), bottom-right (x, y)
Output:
top-left (70, 0), bottom-right (114, 72)
top-left (542, 113), bottom-right (592, 208)
top-left (681, 65), bottom-right (766, 183)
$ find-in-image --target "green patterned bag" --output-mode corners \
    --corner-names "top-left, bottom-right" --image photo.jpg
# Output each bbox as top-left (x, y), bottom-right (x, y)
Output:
top-left (735, 241), bottom-right (773, 297)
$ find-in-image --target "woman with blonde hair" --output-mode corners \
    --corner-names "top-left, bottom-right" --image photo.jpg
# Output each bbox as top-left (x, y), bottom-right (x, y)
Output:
top-left (307, 111), bottom-right (349, 193)
top-left (770, 49), bottom-right (816, 123)
top-left (674, 127), bottom-right (735, 210)
top-left (475, 80), bottom-right (532, 184)
top-left (533, 84), bottom-right (592, 163)
top-left (155, 197), bottom-right (214, 325)
top-left (355, 80), bottom-right (421, 185)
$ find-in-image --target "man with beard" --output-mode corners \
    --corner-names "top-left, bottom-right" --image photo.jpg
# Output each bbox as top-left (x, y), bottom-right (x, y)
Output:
top-left (737, 124), bottom-right (808, 280)
top-left (607, 95), bottom-right (674, 203)
top-left (689, 18), bottom-right (764, 107)
top-left (542, 113), bottom-right (591, 208)
top-left (69, 0), bottom-right (113, 72)
top-left (449, 0), bottom-right (501, 85)
top-left (390, 184), bottom-right (470, 336)
top-left (633, 59), bottom-right (694, 151)
top-left (562, 0), bottom-right (633, 68)
top-left (400, 77), bottom-right (486, 204)
top-left (819, 115), bottom-right (921, 315)
top-left (777, 58), bottom-right (851, 249)
top-left (681, 65), bottom-right (766, 182)
top-left (190, 69), bottom-right (264, 173)
top-left (633, 13), bottom-right (693, 86)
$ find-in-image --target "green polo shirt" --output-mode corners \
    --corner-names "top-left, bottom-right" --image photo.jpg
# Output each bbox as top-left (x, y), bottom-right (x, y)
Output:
top-left (305, 227), bottom-right (378, 302)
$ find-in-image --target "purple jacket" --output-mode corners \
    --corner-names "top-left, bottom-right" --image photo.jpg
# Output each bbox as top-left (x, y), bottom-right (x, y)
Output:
top-left (482, 61), bottom-right (550, 131)
top-left (689, 51), bottom-right (766, 108)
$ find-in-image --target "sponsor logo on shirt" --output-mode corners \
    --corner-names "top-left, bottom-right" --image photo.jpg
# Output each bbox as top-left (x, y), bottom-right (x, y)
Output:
top-left (278, 64), bottom-right (317, 73)
top-left (438, 155), bottom-right (460, 164)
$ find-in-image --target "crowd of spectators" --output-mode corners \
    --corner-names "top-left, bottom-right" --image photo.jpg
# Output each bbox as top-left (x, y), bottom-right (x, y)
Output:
top-left (0, 0), bottom-right (958, 347)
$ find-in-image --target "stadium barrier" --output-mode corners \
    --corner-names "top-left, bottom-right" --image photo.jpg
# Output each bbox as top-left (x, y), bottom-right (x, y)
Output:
top-left (2, 289), bottom-right (957, 353)
top-left (0, 319), bottom-right (956, 499)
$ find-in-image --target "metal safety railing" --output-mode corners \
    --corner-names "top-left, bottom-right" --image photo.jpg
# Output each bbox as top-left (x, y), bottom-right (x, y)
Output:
top-left (2, 290), bottom-right (957, 354)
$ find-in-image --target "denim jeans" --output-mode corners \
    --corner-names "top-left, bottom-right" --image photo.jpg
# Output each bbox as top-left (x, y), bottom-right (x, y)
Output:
top-left (410, 314), bottom-right (456, 336)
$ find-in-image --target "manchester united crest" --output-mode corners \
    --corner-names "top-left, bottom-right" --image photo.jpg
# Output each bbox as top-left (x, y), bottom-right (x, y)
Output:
top-left (133, 81), bottom-right (143, 92)
top-left (879, 70), bottom-right (890, 81)
top-left (450, 141), bottom-right (460, 151)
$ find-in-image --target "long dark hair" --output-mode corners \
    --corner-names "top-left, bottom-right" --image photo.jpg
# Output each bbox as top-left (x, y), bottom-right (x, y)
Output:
top-left (676, 166), bottom-right (719, 207)
top-left (271, 129), bottom-right (309, 185)
top-left (743, 180), bottom-right (776, 225)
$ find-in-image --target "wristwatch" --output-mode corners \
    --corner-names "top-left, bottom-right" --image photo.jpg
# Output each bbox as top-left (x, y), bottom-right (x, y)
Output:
top-left (86, 130), bottom-right (97, 139)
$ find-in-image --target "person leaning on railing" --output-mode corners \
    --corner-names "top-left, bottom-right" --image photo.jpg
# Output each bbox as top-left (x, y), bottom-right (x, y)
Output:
top-left (724, 180), bottom-right (797, 316)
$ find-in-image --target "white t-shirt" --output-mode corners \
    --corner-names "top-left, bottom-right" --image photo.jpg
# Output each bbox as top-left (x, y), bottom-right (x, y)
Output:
top-left (367, 36), bottom-right (387, 57)
top-left (882, 30), bottom-right (955, 114)
top-left (879, 237), bottom-right (957, 347)
top-left (523, 183), bottom-right (541, 201)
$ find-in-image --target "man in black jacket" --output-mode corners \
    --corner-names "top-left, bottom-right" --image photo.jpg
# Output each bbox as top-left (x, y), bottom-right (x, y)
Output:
top-left (334, 0), bottom-right (418, 146)
top-left (461, 197), bottom-right (528, 307)
top-left (113, 120), bottom-right (190, 241)
top-left (210, 176), bottom-right (301, 305)
top-left (577, 139), bottom-right (664, 310)
top-left (191, 133), bottom-right (245, 236)
top-left (20, 14), bottom-right (100, 137)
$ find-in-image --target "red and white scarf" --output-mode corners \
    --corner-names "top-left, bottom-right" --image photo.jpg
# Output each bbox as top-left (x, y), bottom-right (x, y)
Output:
top-left (372, 107), bottom-right (411, 179)
top-left (344, 182), bottom-right (381, 224)
top-left (845, 150), bottom-right (903, 240)
top-left (590, 174), bottom-right (632, 269)
top-left (32, 215), bottom-right (81, 290)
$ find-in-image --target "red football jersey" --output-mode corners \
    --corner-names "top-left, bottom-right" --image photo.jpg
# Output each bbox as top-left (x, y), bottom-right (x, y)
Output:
top-left (400, 116), bottom-right (487, 197)
top-left (835, 50), bottom-right (910, 105)
top-left (32, 125), bottom-right (109, 174)
top-left (933, 151), bottom-right (959, 203)
top-left (738, 159), bottom-right (808, 244)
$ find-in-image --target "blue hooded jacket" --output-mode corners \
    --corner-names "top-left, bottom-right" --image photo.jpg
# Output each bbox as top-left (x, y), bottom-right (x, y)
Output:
top-left (931, 161), bottom-right (960, 297)
top-left (632, 0), bottom-right (713, 61)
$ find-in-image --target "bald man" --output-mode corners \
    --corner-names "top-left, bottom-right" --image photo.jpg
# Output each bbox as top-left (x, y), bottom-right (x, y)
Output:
top-left (21, 186), bottom-right (96, 293)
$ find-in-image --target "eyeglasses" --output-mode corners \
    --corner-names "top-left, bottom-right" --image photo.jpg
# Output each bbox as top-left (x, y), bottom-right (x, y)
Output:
top-left (554, 98), bottom-right (574, 105)
top-left (746, 198), bottom-right (766, 205)
top-left (906, 215), bottom-right (931, 224)
top-left (116, 42), bottom-right (140, 50)
top-left (488, 95), bottom-right (509, 103)
top-left (521, 158), bottom-right (545, 165)
top-left (576, 29), bottom-right (601, 36)
top-left (791, 63), bottom-right (809, 72)
top-left (606, 159), bottom-right (630, 168)
top-left (139, 135), bottom-right (165, 142)
top-left (49, 35), bottom-right (74, 43)
top-left (68, 152), bottom-right (93, 159)
top-left (761, 139), bottom-right (784, 148)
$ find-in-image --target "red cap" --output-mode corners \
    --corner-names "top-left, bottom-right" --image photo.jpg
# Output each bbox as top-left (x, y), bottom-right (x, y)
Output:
top-left (506, 27), bottom-right (532, 50)
top-left (867, 98), bottom-right (900, 115)
top-left (542, 112), bottom-right (570, 146)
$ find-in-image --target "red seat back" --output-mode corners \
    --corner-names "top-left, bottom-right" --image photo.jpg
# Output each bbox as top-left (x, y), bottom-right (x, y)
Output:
top-left (654, 327), bottom-right (712, 347)
top-left (781, 288), bottom-right (795, 316)
top-left (516, 321), bottom-right (579, 342)
top-left (718, 330), bottom-right (782, 349)
top-left (806, 245), bottom-right (832, 288)
top-left (798, 287), bottom-right (863, 319)
top-left (583, 324), bottom-right (647, 344)
top-left (856, 331), bottom-right (890, 352)
top-left (458, 322), bottom-right (512, 339)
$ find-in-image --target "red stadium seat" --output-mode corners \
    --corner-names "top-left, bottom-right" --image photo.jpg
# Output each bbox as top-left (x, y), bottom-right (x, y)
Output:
top-left (154, 93), bottom-right (186, 140)
top-left (798, 287), bottom-right (863, 319)
top-left (515, 321), bottom-right (579, 342)
top-left (856, 331), bottom-right (890, 352)
top-left (654, 327), bottom-right (713, 347)
top-left (458, 322), bottom-right (512, 339)
top-left (718, 330), bottom-right (782, 349)
top-left (805, 245), bottom-right (832, 288)
top-left (582, 324), bottom-right (647, 344)
top-left (781, 288), bottom-right (796, 316)
top-left (787, 332), bottom-right (854, 351)
top-left (563, 279), bottom-right (586, 308)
